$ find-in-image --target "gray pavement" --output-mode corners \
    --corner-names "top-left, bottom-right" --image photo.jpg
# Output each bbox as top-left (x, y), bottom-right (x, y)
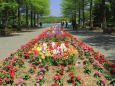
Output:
top-left (0, 28), bottom-right (47, 59)
top-left (64, 28), bottom-right (115, 61)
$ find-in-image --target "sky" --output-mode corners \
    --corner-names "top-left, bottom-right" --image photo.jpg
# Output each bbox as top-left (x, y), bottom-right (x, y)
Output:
top-left (50, 0), bottom-right (62, 16)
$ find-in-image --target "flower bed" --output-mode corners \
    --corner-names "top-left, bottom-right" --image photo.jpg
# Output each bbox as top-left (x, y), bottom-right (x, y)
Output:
top-left (0, 25), bottom-right (115, 86)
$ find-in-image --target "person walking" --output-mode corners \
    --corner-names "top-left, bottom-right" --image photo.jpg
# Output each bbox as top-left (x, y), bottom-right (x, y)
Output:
top-left (40, 22), bottom-right (42, 27)
top-left (72, 20), bottom-right (76, 30)
top-left (66, 21), bottom-right (68, 28)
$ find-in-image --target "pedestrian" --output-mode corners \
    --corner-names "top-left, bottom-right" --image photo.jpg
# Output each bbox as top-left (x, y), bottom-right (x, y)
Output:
top-left (66, 21), bottom-right (68, 28)
top-left (61, 21), bottom-right (64, 28)
top-left (72, 20), bottom-right (76, 30)
top-left (40, 22), bottom-right (42, 27)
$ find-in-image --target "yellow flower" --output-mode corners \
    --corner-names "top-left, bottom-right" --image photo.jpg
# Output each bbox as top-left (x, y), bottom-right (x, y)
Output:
top-left (39, 59), bottom-right (42, 63)
top-left (52, 30), bottom-right (55, 33)
top-left (41, 53), bottom-right (45, 59)
top-left (37, 47), bottom-right (41, 51)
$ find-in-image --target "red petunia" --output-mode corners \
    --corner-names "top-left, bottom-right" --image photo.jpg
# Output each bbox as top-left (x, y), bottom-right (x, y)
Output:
top-left (60, 70), bottom-right (63, 74)
top-left (0, 81), bottom-right (2, 85)
top-left (111, 68), bottom-right (115, 72)
top-left (76, 76), bottom-right (81, 80)
top-left (53, 83), bottom-right (59, 86)
top-left (72, 81), bottom-right (76, 85)
top-left (58, 75), bottom-right (62, 79)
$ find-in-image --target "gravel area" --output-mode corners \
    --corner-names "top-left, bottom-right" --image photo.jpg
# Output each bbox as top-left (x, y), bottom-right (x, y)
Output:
top-left (0, 28), bottom-right (47, 59)
top-left (64, 28), bottom-right (115, 61)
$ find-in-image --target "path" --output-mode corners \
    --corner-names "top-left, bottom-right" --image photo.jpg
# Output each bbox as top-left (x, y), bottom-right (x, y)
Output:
top-left (64, 28), bottom-right (115, 61)
top-left (0, 28), bottom-right (47, 59)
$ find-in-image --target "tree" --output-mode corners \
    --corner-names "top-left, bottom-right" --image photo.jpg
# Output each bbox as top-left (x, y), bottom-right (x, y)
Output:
top-left (90, 0), bottom-right (93, 29)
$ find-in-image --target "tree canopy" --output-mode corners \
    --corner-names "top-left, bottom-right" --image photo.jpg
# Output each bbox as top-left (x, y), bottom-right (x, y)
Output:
top-left (0, 0), bottom-right (50, 30)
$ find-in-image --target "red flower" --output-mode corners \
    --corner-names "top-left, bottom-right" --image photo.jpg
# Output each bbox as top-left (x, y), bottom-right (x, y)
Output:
top-left (10, 73), bottom-right (14, 78)
top-left (61, 66), bottom-right (65, 70)
top-left (4, 72), bottom-right (7, 76)
top-left (53, 76), bottom-right (58, 80)
top-left (71, 74), bottom-right (74, 77)
top-left (0, 81), bottom-right (2, 85)
top-left (82, 80), bottom-right (84, 85)
top-left (76, 76), bottom-right (81, 80)
top-left (60, 70), bottom-right (63, 74)
top-left (111, 68), bottom-right (115, 72)
top-left (5, 65), bottom-right (10, 68)
top-left (69, 72), bottom-right (72, 76)
top-left (71, 78), bottom-right (75, 81)
top-left (72, 81), bottom-right (76, 85)
top-left (12, 77), bottom-right (14, 80)
top-left (58, 75), bottom-right (62, 79)
top-left (67, 65), bottom-right (71, 67)
top-left (53, 83), bottom-right (59, 86)
top-left (0, 78), bottom-right (2, 81)
top-left (0, 69), bottom-right (4, 72)
top-left (4, 78), bottom-right (9, 82)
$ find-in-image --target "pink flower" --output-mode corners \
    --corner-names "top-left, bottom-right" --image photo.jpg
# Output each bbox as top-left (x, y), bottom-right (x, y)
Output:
top-left (39, 75), bottom-right (43, 79)
top-left (101, 78), bottom-right (106, 84)
top-left (59, 48), bottom-right (62, 52)
top-left (40, 72), bottom-right (43, 74)
top-left (101, 66), bottom-right (104, 69)
top-left (98, 72), bottom-right (102, 76)
top-left (44, 64), bottom-right (48, 67)
top-left (95, 71), bottom-right (98, 73)
top-left (18, 84), bottom-right (21, 86)
top-left (20, 79), bottom-right (25, 83)
top-left (83, 58), bottom-right (89, 62)
top-left (53, 54), bottom-right (57, 59)
top-left (91, 56), bottom-right (94, 59)
top-left (33, 57), bottom-right (35, 60)
top-left (15, 81), bottom-right (19, 84)
top-left (74, 43), bottom-right (77, 47)
top-left (92, 62), bottom-right (96, 65)
top-left (36, 83), bottom-right (40, 86)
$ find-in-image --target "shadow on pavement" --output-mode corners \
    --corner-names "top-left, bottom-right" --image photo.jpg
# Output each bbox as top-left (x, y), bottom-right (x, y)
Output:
top-left (0, 34), bottom-right (21, 38)
top-left (65, 28), bottom-right (115, 60)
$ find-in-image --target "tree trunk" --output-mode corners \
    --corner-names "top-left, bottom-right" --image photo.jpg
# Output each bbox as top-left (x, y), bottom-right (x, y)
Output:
top-left (82, 0), bottom-right (85, 28)
top-left (18, 6), bottom-right (21, 30)
top-left (5, 0), bottom-right (8, 29)
top-left (12, 11), bottom-right (15, 25)
top-left (37, 14), bottom-right (39, 26)
top-left (26, 5), bottom-right (29, 28)
top-left (78, 2), bottom-right (81, 25)
top-left (34, 12), bottom-right (36, 27)
top-left (90, 0), bottom-right (93, 29)
top-left (31, 9), bottom-right (33, 27)
top-left (102, 0), bottom-right (107, 32)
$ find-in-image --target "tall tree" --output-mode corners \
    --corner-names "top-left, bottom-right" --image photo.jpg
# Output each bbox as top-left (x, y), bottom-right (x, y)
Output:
top-left (102, 0), bottom-right (107, 31)
top-left (90, 0), bottom-right (93, 29)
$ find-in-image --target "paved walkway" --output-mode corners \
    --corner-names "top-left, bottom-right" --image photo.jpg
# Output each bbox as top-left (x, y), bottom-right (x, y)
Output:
top-left (64, 28), bottom-right (115, 61)
top-left (0, 28), bottom-right (47, 59)
top-left (0, 27), bottom-right (115, 62)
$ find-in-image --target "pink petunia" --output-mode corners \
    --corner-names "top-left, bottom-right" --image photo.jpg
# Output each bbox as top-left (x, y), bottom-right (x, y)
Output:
top-left (39, 75), bottom-right (43, 79)
top-left (18, 84), bottom-right (21, 86)
top-left (101, 78), bottom-right (106, 84)
top-left (36, 83), bottom-right (40, 86)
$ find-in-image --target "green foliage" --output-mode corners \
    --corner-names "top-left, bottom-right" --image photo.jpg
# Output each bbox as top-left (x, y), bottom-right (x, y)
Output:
top-left (0, 0), bottom-right (50, 29)
top-left (23, 74), bottom-right (31, 80)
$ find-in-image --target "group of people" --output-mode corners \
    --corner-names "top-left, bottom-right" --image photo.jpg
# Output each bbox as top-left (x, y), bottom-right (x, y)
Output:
top-left (61, 21), bottom-right (68, 28)
top-left (61, 21), bottom-right (78, 31)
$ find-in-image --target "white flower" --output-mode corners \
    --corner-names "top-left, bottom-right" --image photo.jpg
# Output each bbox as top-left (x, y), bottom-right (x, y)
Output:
top-left (52, 42), bottom-right (55, 48)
